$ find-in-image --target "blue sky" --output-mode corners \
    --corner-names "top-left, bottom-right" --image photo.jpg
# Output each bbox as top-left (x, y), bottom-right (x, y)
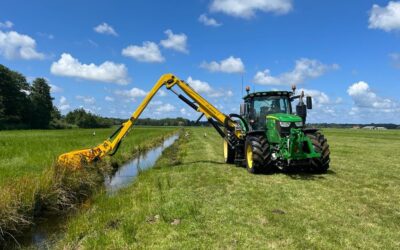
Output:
top-left (1, 0), bottom-right (400, 123)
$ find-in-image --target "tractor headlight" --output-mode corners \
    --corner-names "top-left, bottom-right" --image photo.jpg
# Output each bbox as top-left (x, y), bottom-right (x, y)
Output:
top-left (279, 121), bottom-right (291, 127)
top-left (295, 121), bottom-right (303, 127)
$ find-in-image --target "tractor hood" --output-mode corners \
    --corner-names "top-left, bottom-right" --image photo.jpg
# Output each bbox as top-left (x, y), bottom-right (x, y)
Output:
top-left (266, 113), bottom-right (302, 122)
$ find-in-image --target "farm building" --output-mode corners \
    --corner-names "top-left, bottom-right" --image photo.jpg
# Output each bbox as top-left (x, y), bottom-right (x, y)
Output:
top-left (361, 126), bottom-right (387, 130)
top-left (362, 126), bottom-right (375, 130)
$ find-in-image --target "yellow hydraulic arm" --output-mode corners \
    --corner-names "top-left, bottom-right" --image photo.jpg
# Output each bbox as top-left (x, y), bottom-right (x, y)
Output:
top-left (58, 73), bottom-right (242, 169)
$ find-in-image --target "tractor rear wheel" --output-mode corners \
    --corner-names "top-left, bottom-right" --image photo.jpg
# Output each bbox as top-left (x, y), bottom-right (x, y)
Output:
top-left (308, 132), bottom-right (330, 173)
top-left (223, 140), bottom-right (235, 164)
top-left (245, 135), bottom-right (272, 174)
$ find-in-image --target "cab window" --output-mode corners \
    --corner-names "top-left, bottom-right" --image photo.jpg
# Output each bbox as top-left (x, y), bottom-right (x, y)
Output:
top-left (248, 96), bottom-right (290, 130)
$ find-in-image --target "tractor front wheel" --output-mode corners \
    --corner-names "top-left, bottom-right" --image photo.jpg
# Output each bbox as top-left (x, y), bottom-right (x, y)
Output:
top-left (308, 132), bottom-right (330, 173)
top-left (245, 136), bottom-right (272, 174)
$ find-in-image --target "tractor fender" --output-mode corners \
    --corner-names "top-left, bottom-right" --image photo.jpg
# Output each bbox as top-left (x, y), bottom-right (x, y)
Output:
top-left (302, 128), bottom-right (319, 134)
top-left (246, 130), bottom-right (266, 137)
top-left (224, 114), bottom-right (249, 132)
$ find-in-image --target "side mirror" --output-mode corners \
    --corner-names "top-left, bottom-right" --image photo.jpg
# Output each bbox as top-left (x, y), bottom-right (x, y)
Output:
top-left (248, 107), bottom-right (255, 119)
top-left (240, 103), bottom-right (245, 116)
top-left (296, 103), bottom-right (307, 123)
top-left (306, 96), bottom-right (312, 109)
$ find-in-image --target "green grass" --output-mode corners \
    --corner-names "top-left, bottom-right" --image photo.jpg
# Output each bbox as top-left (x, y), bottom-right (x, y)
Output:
top-left (0, 126), bottom-right (178, 238)
top-left (55, 128), bottom-right (400, 249)
top-left (0, 127), bottom-right (176, 185)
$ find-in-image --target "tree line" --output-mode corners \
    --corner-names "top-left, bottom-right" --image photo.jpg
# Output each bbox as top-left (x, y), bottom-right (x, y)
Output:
top-left (0, 64), bottom-right (208, 130)
top-left (0, 64), bottom-right (121, 130)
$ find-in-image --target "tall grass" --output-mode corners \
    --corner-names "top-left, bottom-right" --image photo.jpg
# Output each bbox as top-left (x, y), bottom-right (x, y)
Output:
top-left (0, 126), bottom-right (178, 243)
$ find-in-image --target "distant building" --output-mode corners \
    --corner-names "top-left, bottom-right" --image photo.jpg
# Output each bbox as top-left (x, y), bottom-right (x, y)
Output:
top-left (352, 126), bottom-right (361, 129)
top-left (362, 126), bottom-right (375, 130)
top-left (375, 127), bottom-right (387, 130)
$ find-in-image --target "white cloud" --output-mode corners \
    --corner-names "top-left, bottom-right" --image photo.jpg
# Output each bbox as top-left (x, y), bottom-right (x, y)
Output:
top-left (209, 89), bottom-right (234, 98)
top-left (115, 87), bottom-right (148, 101)
top-left (369, 1), bottom-right (400, 32)
top-left (37, 32), bottom-right (54, 39)
top-left (335, 97), bottom-right (343, 104)
top-left (0, 20), bottom-right (13, 29)
top-left (79, 105), bottom-right (101, 114)
top-left (180, 108), bottom-right (187, 115)
top-left (187, 76), bottom-right (213, 93)
top-left (76, 95), bottom-right (96, 104)
top-left (215, 104), bottom-right (224, 110)
top-left (299, 88), bottom-right (331, 107)
top-left (210, 0), bottom-right (293, 19)
top-left (347, 81), bottom-right (399, 111)
top-left (21, 89), bottom-right (30, 95)
top-left (156, 103), bottom-right (175, 112)
top-left (150, 100), bottom-right (163, 106)
top-left (105, 96), bottom-right (114, 102)
top-left (198, 14), bottom-right (222, 27)
top-left (122, 41), bottom-right (164, 63)
top-left (88, 39), bottom-right (98, 47)
top-left (160, 29), bottom-right (188, 53)
top-left (186, 76), bottom-right (234, 98)
top-left (253, 58), bottom-right (338, 85)
top-left (293, 88), bottom-right (343, 121)
top-left (158, 89), bottom-right (167, 97)
top-left (0, 30), bottom-right (45, 60)
top-left (51, 53), bottom-right (130, 85)
top-left (348, 107), bottom-right (359, 116)
top-left (389, 53), bottom-right (400, 68)
top-left (49, 84), bottom-right (63, 93)
top-left (200, 56), bottom-right (245, 73)
top-left (58, 96), bottom-right (70, 112)
top-left (94, 22), bottom-right (118, 36)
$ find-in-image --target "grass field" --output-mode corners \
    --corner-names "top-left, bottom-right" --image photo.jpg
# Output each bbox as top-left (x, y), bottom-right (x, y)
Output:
top-left (0, 126), bottom-right (178, 239)
top-left (0, 127), bottom-right (176, 185)
top-left (53, 127), bottom-right (400, 249)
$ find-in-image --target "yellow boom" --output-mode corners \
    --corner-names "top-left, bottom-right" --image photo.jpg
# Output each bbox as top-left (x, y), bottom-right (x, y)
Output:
top-left (58, 73), bottom-right (242, 169)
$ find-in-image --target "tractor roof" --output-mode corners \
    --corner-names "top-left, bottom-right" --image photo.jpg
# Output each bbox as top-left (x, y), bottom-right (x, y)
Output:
top-left (243, 91), bottom-right (293, 100)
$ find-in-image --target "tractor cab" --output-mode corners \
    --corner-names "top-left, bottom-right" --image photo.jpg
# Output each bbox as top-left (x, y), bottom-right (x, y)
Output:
top-left (240, 88), bottom-right (312, 131)
top-left (241, 91), bottom-right (292, 131)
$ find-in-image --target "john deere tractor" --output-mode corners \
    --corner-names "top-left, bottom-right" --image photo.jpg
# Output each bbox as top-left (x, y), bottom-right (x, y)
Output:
top-left (224, 86), bottom-right (330, 173)
top-left (58, 74), bottom-right (329, 174)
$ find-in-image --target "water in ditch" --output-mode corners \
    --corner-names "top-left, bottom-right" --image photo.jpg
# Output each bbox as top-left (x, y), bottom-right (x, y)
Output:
top-left (17, 134), bottom-right (179, 249)
top-left (105, 134), bottom-right (179, 193)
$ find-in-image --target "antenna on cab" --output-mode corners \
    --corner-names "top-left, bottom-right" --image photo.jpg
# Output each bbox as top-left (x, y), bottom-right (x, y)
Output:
top-left (291, 84), bottom-right (296, 95)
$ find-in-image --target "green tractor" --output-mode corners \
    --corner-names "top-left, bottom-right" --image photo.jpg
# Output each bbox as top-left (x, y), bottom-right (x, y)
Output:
top-left (224, 86), bottom-right (330, 174)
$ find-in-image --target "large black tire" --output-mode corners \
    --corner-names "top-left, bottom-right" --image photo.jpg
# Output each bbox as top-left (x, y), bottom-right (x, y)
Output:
top-left (245, 135), bottom-right (272, 174)
top-left (308, 132), bottom-right (330, 173)
top-left (223, 140), bottom-right (235, 164)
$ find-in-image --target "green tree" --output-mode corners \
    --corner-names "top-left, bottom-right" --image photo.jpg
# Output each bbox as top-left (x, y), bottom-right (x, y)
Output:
top-left (30, 78), bottom-right (54, 128)
top-left (0, 64), bottom-right (31, 128)
top-left (51, 106), bottom-right (61, 120)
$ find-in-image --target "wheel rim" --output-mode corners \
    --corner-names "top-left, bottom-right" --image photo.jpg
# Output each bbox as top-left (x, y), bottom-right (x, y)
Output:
top-left (223, 140), bottom-right (228, 161)
top-left (246, 144), bottom-right (253, 169)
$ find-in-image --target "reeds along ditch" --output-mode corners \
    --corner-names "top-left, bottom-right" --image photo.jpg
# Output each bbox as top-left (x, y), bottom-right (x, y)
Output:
top-left (0, 130), bottom-right (179, 245)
